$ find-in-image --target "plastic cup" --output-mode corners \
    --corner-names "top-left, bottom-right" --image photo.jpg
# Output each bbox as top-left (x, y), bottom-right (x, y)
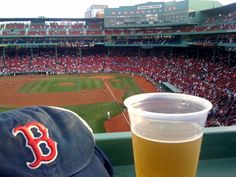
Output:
top-left (124, 93), bottom-right (212, 177)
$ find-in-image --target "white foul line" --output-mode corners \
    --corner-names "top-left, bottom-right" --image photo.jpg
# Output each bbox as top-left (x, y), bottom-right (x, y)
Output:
top-left (104, 80), bottom-right (130, 126)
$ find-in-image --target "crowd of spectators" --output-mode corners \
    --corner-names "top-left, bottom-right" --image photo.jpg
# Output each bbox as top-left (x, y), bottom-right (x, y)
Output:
top-left (205, 11), bottom-right (236, 24)
top-left (1, 15), bottom-right (235, 37)
top-left (113, 37), bottom-right (182, 45)
top-left (0, 47), bottom-right (235, 127)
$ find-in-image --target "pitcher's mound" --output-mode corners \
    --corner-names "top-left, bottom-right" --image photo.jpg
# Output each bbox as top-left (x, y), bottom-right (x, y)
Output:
top-left (58, 82), bottom-right (75, 86)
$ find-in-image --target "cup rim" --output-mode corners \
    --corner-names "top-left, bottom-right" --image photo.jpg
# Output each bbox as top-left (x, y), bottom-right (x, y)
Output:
top-left (124, 92), bottom-right (213, 120)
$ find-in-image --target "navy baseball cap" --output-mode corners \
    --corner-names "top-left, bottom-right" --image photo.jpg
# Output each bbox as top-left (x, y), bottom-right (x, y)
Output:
top-left (0, 106), bottom-right (113, 177)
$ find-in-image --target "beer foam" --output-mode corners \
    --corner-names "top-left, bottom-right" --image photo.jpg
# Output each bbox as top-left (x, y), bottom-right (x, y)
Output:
top-left (132, 131), bottom-right (203, 143)
top-left (132, 121), bottom-right (203, 143)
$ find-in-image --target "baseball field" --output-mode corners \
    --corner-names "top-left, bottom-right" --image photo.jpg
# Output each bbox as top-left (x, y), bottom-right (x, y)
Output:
top-left (0, 73), bottom-right (157, 133)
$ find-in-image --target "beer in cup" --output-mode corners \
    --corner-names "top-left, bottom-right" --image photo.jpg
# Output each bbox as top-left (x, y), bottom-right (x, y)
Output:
top-left (124, 93), bottom-right (212, 177)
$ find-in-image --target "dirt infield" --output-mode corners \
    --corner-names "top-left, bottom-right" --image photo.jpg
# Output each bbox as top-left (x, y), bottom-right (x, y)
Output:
top-left (0, 75), bottom-right (115, 107)
top-left (104, 75), bottom-right (158, 132)
top-left (0, 74), bottom-right (158, 132)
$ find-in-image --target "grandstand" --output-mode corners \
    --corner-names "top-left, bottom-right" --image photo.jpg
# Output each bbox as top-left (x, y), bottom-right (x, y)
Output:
top-left (0, 1), bottom-right (236, 177)
top-left (0, 0), bottom-right (235, 127)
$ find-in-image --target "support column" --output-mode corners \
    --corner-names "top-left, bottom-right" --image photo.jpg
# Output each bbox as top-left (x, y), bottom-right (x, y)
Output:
top-left (197, 47), bottom-right (199, 60)
top-left (228, 50), bottom-right (231, 66)
top-left (79, 47), bottom-right (82, 58)
top-left (212, 48), bottom-right (216, 63)
top-left (30, 47), bottom-right (33, 59)
top-left (2, 48), bottom-right (5, 60)
top-left (55, 46), bottom-right (58, 58)
top-left (138, 47), bottom-right (141, 57)
top-left (107, 47), bottom-right (110, 57)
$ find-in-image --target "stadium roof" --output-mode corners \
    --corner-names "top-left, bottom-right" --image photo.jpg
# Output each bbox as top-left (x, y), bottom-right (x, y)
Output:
top-left (200, 2), bottom-right (236, 14)
top-left (0, 17), bottom-right (104, 23)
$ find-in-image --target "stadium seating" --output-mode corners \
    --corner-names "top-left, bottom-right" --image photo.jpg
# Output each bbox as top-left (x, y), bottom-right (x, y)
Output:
top-left (5, 23), bottom-right (25, 29)
top-left (0, 2), bottom-right (235, 128)
top-left (1, 47), bottom-right (235, 127)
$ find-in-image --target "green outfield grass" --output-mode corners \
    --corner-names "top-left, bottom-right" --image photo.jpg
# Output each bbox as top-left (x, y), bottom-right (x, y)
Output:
top-left (0, 107), bottom-right (16, 112)
top-left (109, 75), bottom-right (142, 99)
top-left (0, 102), bottom-right (122, 133)
top-left (0, 74), bottom-right (143, 133)
top-left (18, 77), bottom-right (104, 93)
top-left (65, 102), bottom-right (122, 133)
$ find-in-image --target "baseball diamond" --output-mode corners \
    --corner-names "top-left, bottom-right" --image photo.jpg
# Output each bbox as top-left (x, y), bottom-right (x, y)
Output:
top-left (0, 1), bottom-right (235, 177)
top-left (0, 74), bottom-right (157, 133)
top-left (0, 1), bottom-right (235, 133)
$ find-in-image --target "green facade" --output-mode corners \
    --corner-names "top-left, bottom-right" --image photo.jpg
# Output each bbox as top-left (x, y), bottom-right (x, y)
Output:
top-left (189, 0), bottom-right (222, 12)
top-left (104, 0), bottom-right (223, 27)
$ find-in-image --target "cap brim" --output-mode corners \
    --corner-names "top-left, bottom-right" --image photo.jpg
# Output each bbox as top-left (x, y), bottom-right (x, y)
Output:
top-left (72, 155), bottom-right (110, 177)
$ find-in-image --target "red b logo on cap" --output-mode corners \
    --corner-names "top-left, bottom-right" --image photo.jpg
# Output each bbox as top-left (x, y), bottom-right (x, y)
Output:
top-left (12, 122), bottom-right (58, 169)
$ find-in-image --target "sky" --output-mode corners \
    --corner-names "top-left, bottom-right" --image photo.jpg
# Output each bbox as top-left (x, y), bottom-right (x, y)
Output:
top-left (0, 0), bottom-right (235, 18)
